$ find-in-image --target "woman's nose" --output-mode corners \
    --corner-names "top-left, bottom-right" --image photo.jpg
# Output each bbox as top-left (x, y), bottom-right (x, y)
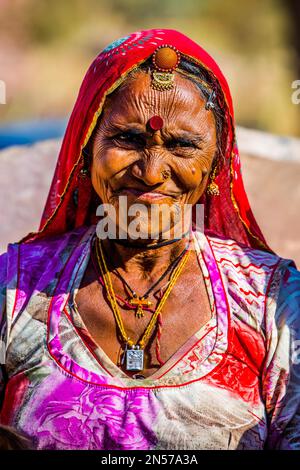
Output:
top-left (131, 151), bottom-right (171, 186)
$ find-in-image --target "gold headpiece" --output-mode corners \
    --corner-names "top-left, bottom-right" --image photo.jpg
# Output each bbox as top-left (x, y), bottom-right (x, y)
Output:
top-left (151, 45), bottom-right (181, 91)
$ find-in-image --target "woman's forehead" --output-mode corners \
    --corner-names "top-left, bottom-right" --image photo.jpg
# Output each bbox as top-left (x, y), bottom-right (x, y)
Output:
top-left (102, 71), bottom-right (212, 131)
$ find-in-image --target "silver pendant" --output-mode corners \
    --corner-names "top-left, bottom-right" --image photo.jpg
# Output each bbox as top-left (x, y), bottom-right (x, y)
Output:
top-left (126, 346), bottom-right (144, 371)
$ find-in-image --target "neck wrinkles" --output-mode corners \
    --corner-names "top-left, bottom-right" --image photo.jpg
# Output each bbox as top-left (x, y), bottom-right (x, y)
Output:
top-left (101, 236), bottom-right (190, 280)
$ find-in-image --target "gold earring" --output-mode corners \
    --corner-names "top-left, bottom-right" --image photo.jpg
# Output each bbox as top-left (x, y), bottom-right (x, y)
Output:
top-left (79, 147), bottom-right (91, 178)
top-left (206, 163), bottom-right (220, 196)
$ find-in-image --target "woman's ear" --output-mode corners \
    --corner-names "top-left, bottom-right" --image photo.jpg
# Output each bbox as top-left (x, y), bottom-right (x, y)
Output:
top-left (88, 123), bottom-right (100, 161)
top-left (79, 146), bottom-right (91, 177)
top-left (81, 121), bottom-right (101, 175)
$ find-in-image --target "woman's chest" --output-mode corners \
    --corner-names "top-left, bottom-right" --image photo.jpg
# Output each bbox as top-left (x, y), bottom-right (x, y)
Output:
top-left (1, 361), bottom-right (267, 450)
top-left (74, 260), bottom-right (212, 378)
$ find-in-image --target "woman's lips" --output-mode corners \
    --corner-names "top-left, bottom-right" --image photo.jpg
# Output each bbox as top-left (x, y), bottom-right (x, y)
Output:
top-left (119, 188), bottom-right (176, 202)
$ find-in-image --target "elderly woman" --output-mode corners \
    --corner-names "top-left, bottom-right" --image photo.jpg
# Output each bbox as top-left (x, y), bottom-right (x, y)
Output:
top-left (0, 29), bottom-right (300, 451)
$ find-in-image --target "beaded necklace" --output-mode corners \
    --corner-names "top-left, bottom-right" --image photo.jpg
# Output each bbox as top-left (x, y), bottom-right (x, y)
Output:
top-left (95, 237), bottom-right (191, 372)
top-left (101, 239), bottom-right (189, 318)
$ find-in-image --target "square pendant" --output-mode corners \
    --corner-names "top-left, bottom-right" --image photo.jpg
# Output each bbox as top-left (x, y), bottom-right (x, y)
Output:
top-left (126, 349), bottom-right (144, 371)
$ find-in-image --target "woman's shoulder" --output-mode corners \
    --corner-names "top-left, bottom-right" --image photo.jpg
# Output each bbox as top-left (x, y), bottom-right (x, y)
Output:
top-left (201, 231), bottom-right (298, 301)
top-left (0, 225), bottom-right (94, 335)
top-left (0, 225), bottom-right (94, 289)
top-left (204, 231), bottom-right (295, 271)
top-left (202, 232), bottom-right (300, 328)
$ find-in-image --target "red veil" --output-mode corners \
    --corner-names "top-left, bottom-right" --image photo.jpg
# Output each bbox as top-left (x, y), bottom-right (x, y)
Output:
top-left (24, 28), bottom-right (270, 251)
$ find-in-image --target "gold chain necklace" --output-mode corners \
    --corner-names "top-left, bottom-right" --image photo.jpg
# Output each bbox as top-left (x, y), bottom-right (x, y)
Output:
top-left (95, 238), bottom-right (191, 372)
top-left (101, 239), bottom-right (190, 319)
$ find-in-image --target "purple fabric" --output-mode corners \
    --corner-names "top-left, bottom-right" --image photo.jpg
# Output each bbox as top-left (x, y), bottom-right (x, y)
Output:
top-left (21, 369), bottom-right (159, 450)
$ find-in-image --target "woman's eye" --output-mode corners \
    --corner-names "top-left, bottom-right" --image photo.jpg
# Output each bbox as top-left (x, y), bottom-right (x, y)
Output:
top-left (113, 132), bottom-right (145, 146)
top-left (167, 140), bottom-right (197, 150)
top-left (118, 132), bottom-right (133, 141)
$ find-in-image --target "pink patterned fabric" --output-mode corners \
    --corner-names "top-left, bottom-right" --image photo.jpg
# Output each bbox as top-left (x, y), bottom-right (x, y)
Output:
top-left (0, 28), bottom-right (300, 450)
top-left (0, 226), bottom-right (300, 449)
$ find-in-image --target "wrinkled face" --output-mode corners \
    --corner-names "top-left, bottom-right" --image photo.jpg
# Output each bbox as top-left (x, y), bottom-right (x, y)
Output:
top-left (91, 71), bottom-right (217, 240)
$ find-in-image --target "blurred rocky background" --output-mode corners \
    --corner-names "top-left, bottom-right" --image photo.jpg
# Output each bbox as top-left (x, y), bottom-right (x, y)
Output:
top-left (0, 130), bottom-right (299, 265)
top-left (0, 0), bottom-right (299, 264)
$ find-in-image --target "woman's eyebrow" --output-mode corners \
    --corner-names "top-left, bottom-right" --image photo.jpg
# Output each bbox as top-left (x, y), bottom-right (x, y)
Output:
top-left (110, 124), bottom-right (204, 144)
top-left (166, 132), bottom-right (204, 144)
top-left (110, 123), bottom-right (146, 134)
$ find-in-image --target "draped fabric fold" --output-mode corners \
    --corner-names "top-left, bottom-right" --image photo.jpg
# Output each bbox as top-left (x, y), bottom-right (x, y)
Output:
top-left (22, 28), bottom-right (269, 251)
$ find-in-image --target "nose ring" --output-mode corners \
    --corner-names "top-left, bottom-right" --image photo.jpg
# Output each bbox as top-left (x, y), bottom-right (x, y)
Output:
top-left (161, 169), bottom-right (171, 180)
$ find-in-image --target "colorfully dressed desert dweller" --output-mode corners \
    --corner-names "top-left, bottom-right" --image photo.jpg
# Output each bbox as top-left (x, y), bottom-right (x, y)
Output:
top-left (0, 29), bottom-right (300, 450)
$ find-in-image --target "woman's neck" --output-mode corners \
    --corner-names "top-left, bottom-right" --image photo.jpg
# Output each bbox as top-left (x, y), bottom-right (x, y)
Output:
top-left (101, 235), bottom-right (191, 280)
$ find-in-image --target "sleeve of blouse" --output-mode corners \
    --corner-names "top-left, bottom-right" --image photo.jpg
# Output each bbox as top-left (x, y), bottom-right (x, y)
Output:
top-left (262, 261), bottom-right (300, 449)
top-left (0, 252), bottom-right (7, 400)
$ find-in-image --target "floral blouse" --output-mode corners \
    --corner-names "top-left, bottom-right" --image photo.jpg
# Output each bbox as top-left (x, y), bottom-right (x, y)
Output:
top-left (0, 225), bottom-right (299, 450)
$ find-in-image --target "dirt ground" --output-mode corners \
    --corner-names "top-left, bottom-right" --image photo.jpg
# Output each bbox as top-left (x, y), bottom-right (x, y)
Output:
top-left (0, 138), bottom-right (299, 266)
top-left (242, 153), bottom-right (300, 266)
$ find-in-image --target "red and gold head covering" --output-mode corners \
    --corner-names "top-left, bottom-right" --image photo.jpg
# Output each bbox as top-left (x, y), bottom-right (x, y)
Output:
top-left (24, 28), bottom-right (270, 251)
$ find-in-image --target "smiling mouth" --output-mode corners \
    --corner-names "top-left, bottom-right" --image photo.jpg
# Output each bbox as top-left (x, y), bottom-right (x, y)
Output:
top-left (117, 188), bottom-right (181, 202)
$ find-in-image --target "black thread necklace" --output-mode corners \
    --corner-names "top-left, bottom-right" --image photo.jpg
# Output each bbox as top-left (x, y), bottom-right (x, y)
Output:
top-left (109, 231), bottom-right (190, 250)
top-left (101, 239), bottom-right (190, 318)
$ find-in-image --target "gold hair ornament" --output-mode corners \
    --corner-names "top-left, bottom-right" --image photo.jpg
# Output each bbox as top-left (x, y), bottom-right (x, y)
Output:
top-left (151, 45), bottom-right (181, 91)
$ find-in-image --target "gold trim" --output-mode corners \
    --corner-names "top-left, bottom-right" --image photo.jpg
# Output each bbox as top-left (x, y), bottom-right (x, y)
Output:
top-left (177, 69), bottom-right (213, 92)
top-left (229, 147), bottom-right (270, 251)
top-left (24, 51), bottom-right (269, 253)
top-left (180, 52), bottom-right (232, 117)
top-left (26, 58), bottom-right (149, 240)
top-left (183, 55), bottom-right (270, 252)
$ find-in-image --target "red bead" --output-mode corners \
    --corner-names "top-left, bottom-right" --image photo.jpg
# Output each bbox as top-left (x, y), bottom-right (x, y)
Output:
top-left (148, 115), bottom-right (164, 131)
top-left (152, 45), bottom-right (180, 72)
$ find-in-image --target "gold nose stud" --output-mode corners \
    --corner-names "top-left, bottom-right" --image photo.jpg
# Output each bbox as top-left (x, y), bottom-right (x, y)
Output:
top-left (161, 169), bottom-right (171, 180)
